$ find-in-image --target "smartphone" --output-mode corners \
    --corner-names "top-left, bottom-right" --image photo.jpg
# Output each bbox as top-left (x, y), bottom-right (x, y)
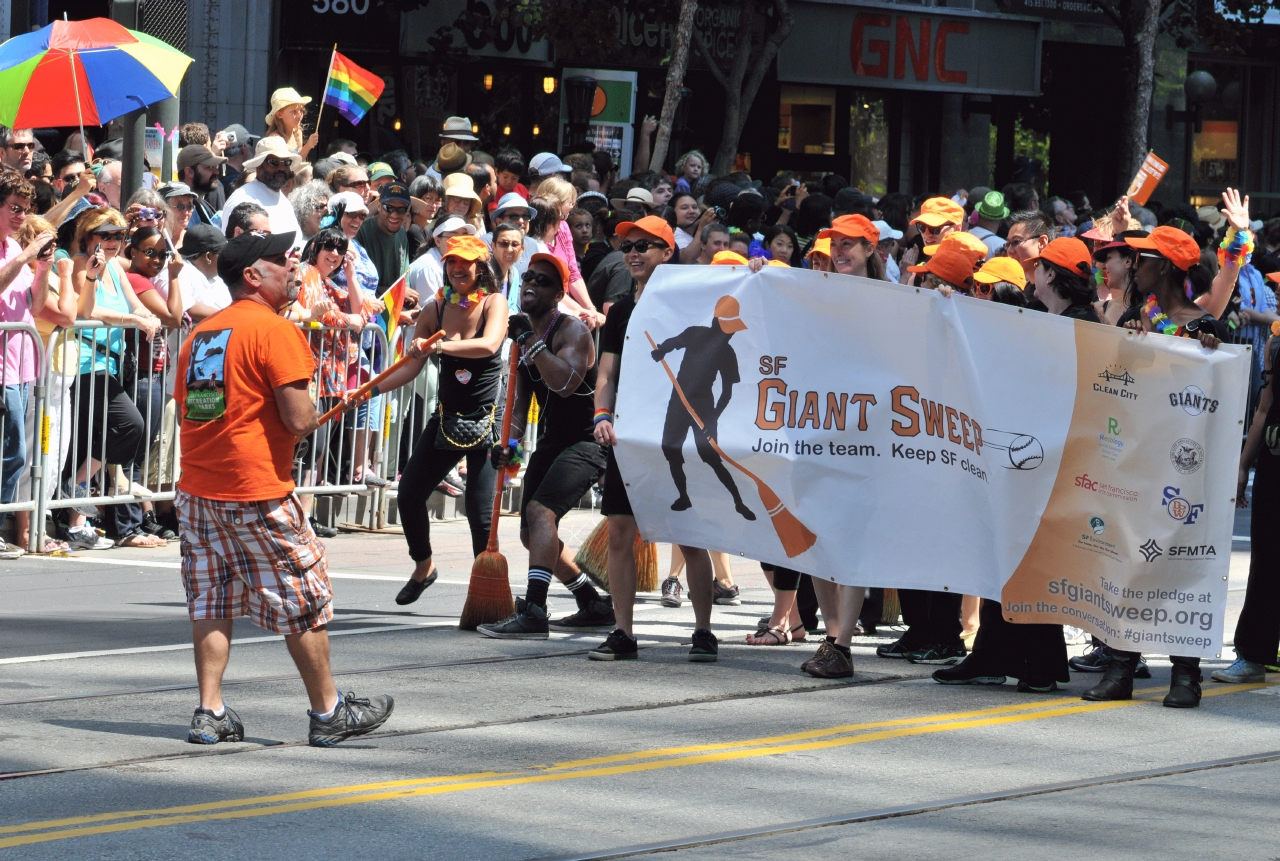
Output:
top-left (140, 207), bottom-right (160, 221)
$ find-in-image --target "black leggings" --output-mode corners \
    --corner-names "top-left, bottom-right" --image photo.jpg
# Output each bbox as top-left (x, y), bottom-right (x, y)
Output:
top-left (1234, 464), bottom-right (1280, 665)
top-left (397, 415), bottom-right (497, 561)
top-left (898, 588), bottom-right (963, 649)
top-left (967, 599), bottom-right (1070, 683)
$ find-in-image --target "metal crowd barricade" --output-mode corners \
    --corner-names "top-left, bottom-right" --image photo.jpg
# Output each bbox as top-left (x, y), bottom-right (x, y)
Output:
top-left (376, 325), bottom-right (438, 528)
top-left (34, 320), bottom-right (182, 550)
top-left (0, 322), bottom-right (45, 553)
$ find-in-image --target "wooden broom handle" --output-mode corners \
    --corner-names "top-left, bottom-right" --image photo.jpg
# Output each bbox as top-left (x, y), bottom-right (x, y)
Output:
top-left (485, 343), bottom-right (522, 552)
top-left (316, 330), bottom-right (445, 426)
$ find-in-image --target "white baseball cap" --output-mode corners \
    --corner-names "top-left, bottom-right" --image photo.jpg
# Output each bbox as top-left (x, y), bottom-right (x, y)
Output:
top-left (328, 191), bottom-right (368, 215)
top-left (529, 152), bottom-right (573, 177)
top-left (872, 219), bottom-right (903, 241)
top-left (432, 215), bottom-right (478, 238)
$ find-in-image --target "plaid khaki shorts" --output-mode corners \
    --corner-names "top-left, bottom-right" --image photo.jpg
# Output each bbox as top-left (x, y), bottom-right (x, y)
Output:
top-left (177, 490), bottom-right (333, 635)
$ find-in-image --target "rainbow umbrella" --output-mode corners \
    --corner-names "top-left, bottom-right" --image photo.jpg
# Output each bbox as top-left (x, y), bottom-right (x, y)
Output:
top-left (0, 17), bottom-right (192, 131)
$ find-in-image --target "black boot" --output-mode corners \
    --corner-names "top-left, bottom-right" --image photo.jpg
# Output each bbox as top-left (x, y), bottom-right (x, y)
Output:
top-left (1163, 659), bottom-right (1202, 708)
top-left (1082, 650), bottom-right (1137, 701)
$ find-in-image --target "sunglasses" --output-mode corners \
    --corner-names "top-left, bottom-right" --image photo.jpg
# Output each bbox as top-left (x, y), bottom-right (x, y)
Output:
top-left (973, 281), bottom-right (994, 297)
top-left (6, 203), bottom-right (29, 216)
top-left (261, 253), bottom-right (289, 266)
top-left (919, 224), bottom-right (946, 235)
top-left (343, 211), bottom-right (368, 221)
top-left (521, 271), bottom-right (558, 288)
top-left (58, 173), bottom-right (80, 184)
top-left (319, 240), bottom-right (349, 255)
top-left (6, 142), bottom-right (34, 151)
top-left (342, 180), bottom-right (370, 189)
top-left (138, 247), bottom-right (171, 261)
top-left (382, 203), bottom-right (409, 215)
top-left (619, 239), bottom-right (667, 254)
top-left (262, 157), bottom-right (293, 170)
top-left (170, 201), bottom-right (194, 212)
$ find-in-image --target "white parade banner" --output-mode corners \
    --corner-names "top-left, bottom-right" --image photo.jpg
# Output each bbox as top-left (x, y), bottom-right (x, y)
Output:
top-left (613, 264), bottom-right (1250, 657)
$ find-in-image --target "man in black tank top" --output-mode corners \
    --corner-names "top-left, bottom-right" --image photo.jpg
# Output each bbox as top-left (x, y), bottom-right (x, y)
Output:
top-left (478, 253), bottom-right (614, 639)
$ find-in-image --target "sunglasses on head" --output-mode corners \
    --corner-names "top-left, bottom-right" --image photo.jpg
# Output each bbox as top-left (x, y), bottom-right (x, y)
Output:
top-left (619, 239), bottom-right (666, 254)
top-left (521, 271), bottom-right (558, 289)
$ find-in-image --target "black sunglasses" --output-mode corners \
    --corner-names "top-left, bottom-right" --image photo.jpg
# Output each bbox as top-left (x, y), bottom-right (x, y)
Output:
top-left (382, 203), bottom-right (409, 215)
top-left (619, 239), bottom-right (667, 254)
top-left (262, 157), bottom-right (293, 170)
top-left (319, 240), bottom-right (349, 255)
top-left (521, 271), bottom-right (559, 289)
top-left (138, 247), bottom-right (171, 261)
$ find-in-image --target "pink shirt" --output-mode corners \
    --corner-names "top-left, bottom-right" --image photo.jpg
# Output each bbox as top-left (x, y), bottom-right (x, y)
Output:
top-left (0, 237), bottom-right (37, 384)
top-left (548, 220), bottom-right (583, 286)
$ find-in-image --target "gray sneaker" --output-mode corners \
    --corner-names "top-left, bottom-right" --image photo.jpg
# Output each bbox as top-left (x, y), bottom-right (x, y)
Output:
top-left (712, 581), bottom-right (741, 605)
top-left (0, 540), bottom-right (24, 560)
top-left (308, 692), bottom-right (394, 746)
top-left (66, 525), bottom-right (113, 551)
top-left (1210, 657), bottom-right (1266, 684)
top-left (660, 576), bottom-right (683, 607)
top-left (187, 705), bottom-right (245, 745)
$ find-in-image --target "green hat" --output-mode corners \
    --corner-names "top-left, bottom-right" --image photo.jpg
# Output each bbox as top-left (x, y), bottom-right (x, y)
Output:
top-left (368, 162), bottom-right (396, 182)
top-left (976, 190), bottom-right (1009, 220)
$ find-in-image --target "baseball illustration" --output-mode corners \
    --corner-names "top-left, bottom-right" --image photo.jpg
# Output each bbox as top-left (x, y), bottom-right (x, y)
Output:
top-left (1007, 435), bottom-right (1044, 470)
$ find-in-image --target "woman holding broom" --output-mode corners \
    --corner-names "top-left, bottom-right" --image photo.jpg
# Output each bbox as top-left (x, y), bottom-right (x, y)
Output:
top-left (364, 234), bottom-right (509, 605)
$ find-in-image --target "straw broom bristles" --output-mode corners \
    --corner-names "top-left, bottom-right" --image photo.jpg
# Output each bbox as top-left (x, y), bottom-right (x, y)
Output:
top-left (573, 518), bottom-right (659, 592)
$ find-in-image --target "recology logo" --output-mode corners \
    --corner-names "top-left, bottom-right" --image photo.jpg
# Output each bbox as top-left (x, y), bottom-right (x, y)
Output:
top-left (1098, 417), bottom-right (1124, 461)
top-left (1162, 486), bottom-right (1204, 524)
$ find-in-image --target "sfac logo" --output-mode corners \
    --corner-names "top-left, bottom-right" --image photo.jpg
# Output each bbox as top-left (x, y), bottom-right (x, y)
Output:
top-left (1161, 486), bottom-right (1204, 525)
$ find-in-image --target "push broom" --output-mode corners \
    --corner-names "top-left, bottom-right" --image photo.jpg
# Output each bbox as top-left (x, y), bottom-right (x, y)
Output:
top-left (645, 332), bottom-right (817, 559)
top-left (458, 343), bottom-right (521, 630)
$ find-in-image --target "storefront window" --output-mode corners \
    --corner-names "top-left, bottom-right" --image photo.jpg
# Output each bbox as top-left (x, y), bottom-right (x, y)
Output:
top-left (1191, 64), bottom-right (1241, 187)
top-left (779, 85), bottom-right (835, 155)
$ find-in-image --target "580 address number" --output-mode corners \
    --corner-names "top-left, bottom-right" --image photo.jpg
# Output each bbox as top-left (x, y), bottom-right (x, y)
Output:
top-left (311, 0), bottom-right (370, 13)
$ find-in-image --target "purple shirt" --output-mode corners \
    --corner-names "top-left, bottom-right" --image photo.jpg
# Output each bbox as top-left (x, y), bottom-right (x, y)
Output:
top-left (0, 237), bottom-right (37, 384)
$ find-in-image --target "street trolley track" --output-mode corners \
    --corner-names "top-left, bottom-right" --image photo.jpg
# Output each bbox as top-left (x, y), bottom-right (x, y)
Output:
top-left (0, 668), bottom-right (918, 782)
top-left (535, 749), bottom-right (1280, 861)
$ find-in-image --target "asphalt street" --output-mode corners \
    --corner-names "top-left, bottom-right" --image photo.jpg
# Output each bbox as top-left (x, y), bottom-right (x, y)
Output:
top-left (0, 507), bottom-right (1273, 860)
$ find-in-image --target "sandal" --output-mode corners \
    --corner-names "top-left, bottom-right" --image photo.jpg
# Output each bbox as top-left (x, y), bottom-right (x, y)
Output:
top-left (747, 625), bottom-right (792, 646)
top-left (42, 538), bottom-right (70, 553)
top-left (789, 623), bottom-right (808, 643)
top-left (116, 532), bottom-right (166, 548)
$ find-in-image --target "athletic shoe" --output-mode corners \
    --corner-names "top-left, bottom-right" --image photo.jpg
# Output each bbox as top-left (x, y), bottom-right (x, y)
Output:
top-left (932, 659), bottom-right (1006, 686)
top-left (712, 582), bottom-right (741, 606)
top-left (187, 705), bottom-right (244, 745)
top-left (65, 525), bottom-right (113, 551)
top-left (1063, 626), bottom-right (1090, 645)
top-left (435, 479), bottom-right (463, 497)
top-left (660, 576), bottom-right (683, 608)
top-left (0, 540), bottom-right (23, 560)
top-left (876, 639), bottom-right (916, 659)
top-left (905, 644), bottom-right (966, 665)
top-left (141, 510), bottom-right (177, 541)
top-left (477, 601), bottom-right (549, 639)
top-left (804, 643), bottom-right (853, 679)
top-left (1211, 657), bottom-right (1266, 684)
top-left (549, 597), bottom-right (615, 632)
top-left (309, 517), bottom-right (338, 539)
top-left (1016, 679), bottom-right (1059, 693)
top-left (361, 472), bottom-right (390, 488)
top-left (588, 628), bottom-right (638, 661)
top-left (1069, 643), bottom-right (1111, 672)
top-left (688, 628), bottom-right (718, 662)
top-left (308, 692), bottom-right (394, 746)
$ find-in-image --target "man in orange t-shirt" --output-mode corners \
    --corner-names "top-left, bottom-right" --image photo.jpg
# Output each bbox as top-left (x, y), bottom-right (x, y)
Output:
top-left (173, 230), bottom-right (393, 747)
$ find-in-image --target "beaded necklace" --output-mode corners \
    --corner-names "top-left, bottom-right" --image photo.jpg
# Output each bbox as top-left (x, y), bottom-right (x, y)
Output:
top-left (437, 281), bottom-right (491, 309)
top-left (522, 309), bottom-right (561, 366)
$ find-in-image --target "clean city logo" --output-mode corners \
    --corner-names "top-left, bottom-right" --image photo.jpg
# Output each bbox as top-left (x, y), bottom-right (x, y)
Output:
top-left (1170, 385), bottom-right (1218, 416)
top-left (1097, 417), bottom-right (1124, 462)
top-left (1170, 438), bottom-right (1204, 475)
top-left (1162, 486), bottom-right (1204, 524)
top-left (1095, 366), bottom-right (1137, 400)
top-left (1075, 473), bottom-right (1139, 502)
top-left (1138, 539), bottom-right (1163, 562)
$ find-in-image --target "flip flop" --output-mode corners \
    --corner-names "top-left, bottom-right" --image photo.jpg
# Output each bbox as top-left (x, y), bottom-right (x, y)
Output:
top-left (747, 626), bottom-right (792, 646)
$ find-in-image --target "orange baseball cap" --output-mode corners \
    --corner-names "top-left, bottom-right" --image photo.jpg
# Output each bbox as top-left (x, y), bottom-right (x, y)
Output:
top-left (710, 250), bottom-right (749, 266)
top-left (1125, 226), bottom-right (1201, 271)
top-left (912, 197), bottom-right (965, 228)
top-left (973, 256), bottom-right (1027, 289)
top-left (1026, 236), bottom-right (1094, 276)
top-left (714, 295), bottom-right (747, 333)
top-left (617, 214), bottom-right (676, 249)
top-left (806, 237), bottom-right (832, 259)
top-left (765, 258), bottom-right (789, 267)
top-left (443, 234), bottom-right (491, 262)
top-left (908, 249), bottom-right (975, 288)
top-left (528, 251), bottom-right (570, 288)
top-left (923, 231), bottom-right (988, 267)
top-left (818, 214), bottom-right (880, 244)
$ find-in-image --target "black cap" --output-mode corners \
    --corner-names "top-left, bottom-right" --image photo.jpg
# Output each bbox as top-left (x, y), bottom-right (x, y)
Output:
top-left (179, 224), bottom-right (227, 258)
top-left (216, 231), bottom-right (295, 286)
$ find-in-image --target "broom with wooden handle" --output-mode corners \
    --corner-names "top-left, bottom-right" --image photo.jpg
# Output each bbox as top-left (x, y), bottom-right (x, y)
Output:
top-left (645, 332), bottom-right (817, 558)
top-left (316, 330), bottom-right (446, 426)
top-left (458, 343), bottom-right (520, 630)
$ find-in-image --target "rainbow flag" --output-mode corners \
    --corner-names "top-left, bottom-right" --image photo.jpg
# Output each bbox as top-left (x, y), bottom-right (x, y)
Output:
top-left (378, 273), bottom-right (408, 357)
top-left (323, 51), bottom-right (384, 125)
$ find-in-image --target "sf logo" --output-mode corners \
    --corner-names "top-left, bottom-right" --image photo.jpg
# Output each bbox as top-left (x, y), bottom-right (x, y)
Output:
top-left (1161, 486), bottom-right (1203, 525)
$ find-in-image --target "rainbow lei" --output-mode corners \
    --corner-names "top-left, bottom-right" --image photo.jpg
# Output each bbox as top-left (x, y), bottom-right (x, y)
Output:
top-left (1144, 294), bottom-right (1182, 336)
top-left (437, 282), bottom-right (491, 309)
top-left (503, 438), bottom-right (525, 481)
top-left (1217, 227), bottom-right (1253, 269)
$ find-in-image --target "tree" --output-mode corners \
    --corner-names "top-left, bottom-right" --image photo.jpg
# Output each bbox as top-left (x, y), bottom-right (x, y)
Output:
top-left (649, 0), bottom-right (699, 172)
top-left (694, 0), bottom-right (794, 175)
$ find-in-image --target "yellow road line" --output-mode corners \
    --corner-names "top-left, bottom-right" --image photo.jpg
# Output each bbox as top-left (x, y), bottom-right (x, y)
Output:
top-left (1, 681), bottom-right (1270, 850)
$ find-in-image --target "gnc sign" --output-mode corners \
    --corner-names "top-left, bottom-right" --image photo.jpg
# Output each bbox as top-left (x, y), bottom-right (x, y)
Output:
top-left (779, 2), bottom-right (1041, 96)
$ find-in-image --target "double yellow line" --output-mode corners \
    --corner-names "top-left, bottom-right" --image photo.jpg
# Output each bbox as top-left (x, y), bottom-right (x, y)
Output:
top-left (1, 681), bottom-right (1271, 849)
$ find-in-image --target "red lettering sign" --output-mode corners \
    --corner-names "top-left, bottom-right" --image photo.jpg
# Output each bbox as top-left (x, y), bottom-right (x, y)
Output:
top-left (850, 13), bottom-right (890, 77)
top-left (934, 21), bottom-right (969, 84)
top-left (894, 17), bottom-right (930, 81)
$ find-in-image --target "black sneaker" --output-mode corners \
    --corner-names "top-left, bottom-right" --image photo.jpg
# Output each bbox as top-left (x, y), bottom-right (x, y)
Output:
top-left (141, 510), bottom-right (177, 541)
top-left (689, 628), bottom-right (719, 662)
top-left (875, 639), bottom-right (916, 659)
top-left (309, 517), bottom-right (338, 539)
top-left (906, 644), bottom-right (967, 665)
top-left (1069, 643), bottom-right (1111, 673)
top-left (549, 597), bottom-right (615, 632)
top-left (477, 601), bottom-right (549, 639)
top-left (308, 692), bottom-right (394, 747)
top-left (187, 705), bottom-right (244, 745)
top-left (932, 659), bottom-right (1007, 686)
top-left (712, 582), bottom-right (741, 606)
top-left (588, 629), bottom-right (638, 661)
